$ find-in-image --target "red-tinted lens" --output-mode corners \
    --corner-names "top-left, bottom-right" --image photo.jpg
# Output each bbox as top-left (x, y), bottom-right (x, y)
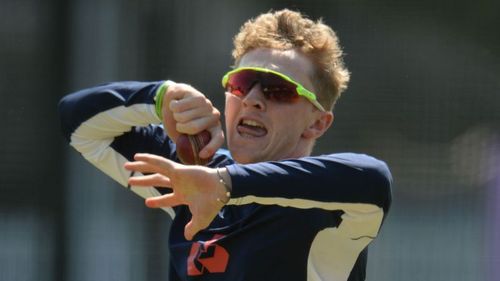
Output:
top-left (226, 70), bottom-right (259, 98)
top-left (259, 72), bottom-right (300, 103)
top-left (226, 70), bottom-right (299, 103)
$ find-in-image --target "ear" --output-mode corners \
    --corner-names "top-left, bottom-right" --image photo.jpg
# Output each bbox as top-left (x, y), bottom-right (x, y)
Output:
top-left (302, 111), bottom-right (334, 139)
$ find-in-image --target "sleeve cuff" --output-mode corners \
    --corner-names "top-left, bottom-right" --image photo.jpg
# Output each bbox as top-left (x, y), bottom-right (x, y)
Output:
top-left (154, 80), bottom-right (175, 120)
top-left (224, 164), bottom-right (249, 205)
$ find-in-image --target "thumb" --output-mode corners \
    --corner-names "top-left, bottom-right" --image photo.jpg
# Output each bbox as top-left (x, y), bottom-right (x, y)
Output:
top-left (200, 125), bottom-right (225, 159)
top-left (184, 219), bottom-right (199, 241)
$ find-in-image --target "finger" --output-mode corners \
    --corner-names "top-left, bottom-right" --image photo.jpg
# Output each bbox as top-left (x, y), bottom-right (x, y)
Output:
top-left (176, 115), bottom-right (219, 135)
top-left (165, 83), bottom-right (200, 101)
top-left (145, 194), bottom-right (182, 208)
top-left (169, 95), bottom-right (209, 113)
top-left (163, 83), bottom-right (201, 141)
top-left (172, 106), bottom-right (213, 124)
top-left (128, 173), bottom-right (171, 187)
top-left (199, 125), bottom-right (225, 159)
top-left (124, 161), bottom-right (164, 174)
top-left (133, 153), bottom-right (177, 172)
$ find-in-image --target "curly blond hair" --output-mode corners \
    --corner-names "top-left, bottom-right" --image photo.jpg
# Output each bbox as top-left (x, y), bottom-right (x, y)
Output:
top-left (232, 9), bottom-right (350, 110)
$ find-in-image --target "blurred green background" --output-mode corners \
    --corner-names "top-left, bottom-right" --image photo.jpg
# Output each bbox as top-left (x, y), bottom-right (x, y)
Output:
top-left (1, 0), bottom-right (499, 280)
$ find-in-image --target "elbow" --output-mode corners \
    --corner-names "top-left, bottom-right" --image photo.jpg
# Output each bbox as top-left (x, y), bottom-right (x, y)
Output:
top-left (378, 161), bottom-right (393, 215)
top-left (58, 94), bottom-right (76, 142)
top-left (368, 160), bottom-right (393, 215)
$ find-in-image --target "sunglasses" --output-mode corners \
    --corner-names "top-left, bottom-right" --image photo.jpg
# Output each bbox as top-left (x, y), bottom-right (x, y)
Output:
top-left (221, 67), bottom-right (325, 112)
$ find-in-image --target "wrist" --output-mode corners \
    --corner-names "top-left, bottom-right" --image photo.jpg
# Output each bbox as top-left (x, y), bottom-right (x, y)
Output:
top-left (154, 80), bottom-right (175, 120)
top-left (215, 167), bottom-right (232, 205)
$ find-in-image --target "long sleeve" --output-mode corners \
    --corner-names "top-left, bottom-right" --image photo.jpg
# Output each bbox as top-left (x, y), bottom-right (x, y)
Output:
top-left (59, 81), bottom-right (163, 141)
top-left (225, 153), bottom-right (392, 239)
top-left (58, 81), bottom-right (177, 216)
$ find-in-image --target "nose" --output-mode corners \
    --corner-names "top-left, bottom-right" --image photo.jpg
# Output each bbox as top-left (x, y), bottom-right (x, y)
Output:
top-left (242, 83), bottom-right (266, 111)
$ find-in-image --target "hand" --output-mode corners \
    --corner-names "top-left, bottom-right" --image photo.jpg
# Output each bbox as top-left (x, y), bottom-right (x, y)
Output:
top-left (124, 153), bottom-right (228, 240)
top-left (162, 83), bottom-right (224, 159)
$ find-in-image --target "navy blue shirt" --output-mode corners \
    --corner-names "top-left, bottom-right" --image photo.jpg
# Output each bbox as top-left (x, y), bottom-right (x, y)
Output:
top-left (59, 81), bottom-right (392, 281)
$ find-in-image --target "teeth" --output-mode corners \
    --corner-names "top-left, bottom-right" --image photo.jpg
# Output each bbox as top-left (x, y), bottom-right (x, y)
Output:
top-left (242, 119), bottom-right (264, 128)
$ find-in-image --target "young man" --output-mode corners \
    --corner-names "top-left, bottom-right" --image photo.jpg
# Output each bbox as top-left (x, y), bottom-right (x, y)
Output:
top-left (59, 9), bottom-right (392, 281)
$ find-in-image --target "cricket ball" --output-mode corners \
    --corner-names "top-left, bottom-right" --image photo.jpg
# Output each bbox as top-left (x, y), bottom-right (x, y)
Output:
top-left (176, 130), bottom-right (212, 165)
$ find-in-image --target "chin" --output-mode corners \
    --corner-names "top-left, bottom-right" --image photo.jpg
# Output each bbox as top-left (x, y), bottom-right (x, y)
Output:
top-left (232, 153), bottom-right (256, 164)
top-left (228, 139), bottom-right (260, 164)
top-left (230, 149), bottom-right (262, 164)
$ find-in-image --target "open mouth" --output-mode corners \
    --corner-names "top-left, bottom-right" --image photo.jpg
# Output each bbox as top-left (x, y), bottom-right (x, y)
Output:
top-left (237, 119), bottom-right (268, 138)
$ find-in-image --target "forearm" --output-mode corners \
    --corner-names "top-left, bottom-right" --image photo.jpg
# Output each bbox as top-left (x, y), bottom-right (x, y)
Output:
top-left (59, 81), bottom-right (165, 142)
top-left (223, 153), bottom-right (392, 238)
top-left (58, 81), bottom-right (173, 188)
top-left (225, 153), bottom-right (392, 213)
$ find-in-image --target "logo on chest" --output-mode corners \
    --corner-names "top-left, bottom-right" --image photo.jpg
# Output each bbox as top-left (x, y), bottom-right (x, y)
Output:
top-left (187, 234), bottom-right (229, 276)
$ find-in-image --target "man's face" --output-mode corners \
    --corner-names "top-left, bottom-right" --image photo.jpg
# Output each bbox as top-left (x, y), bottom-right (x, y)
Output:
top-left (224, 48), bottom-right (325, 163)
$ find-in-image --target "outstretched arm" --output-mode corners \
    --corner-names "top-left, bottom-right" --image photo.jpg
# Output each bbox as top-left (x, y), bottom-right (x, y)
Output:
top-left (125, 152), bottom-right (392, 240)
